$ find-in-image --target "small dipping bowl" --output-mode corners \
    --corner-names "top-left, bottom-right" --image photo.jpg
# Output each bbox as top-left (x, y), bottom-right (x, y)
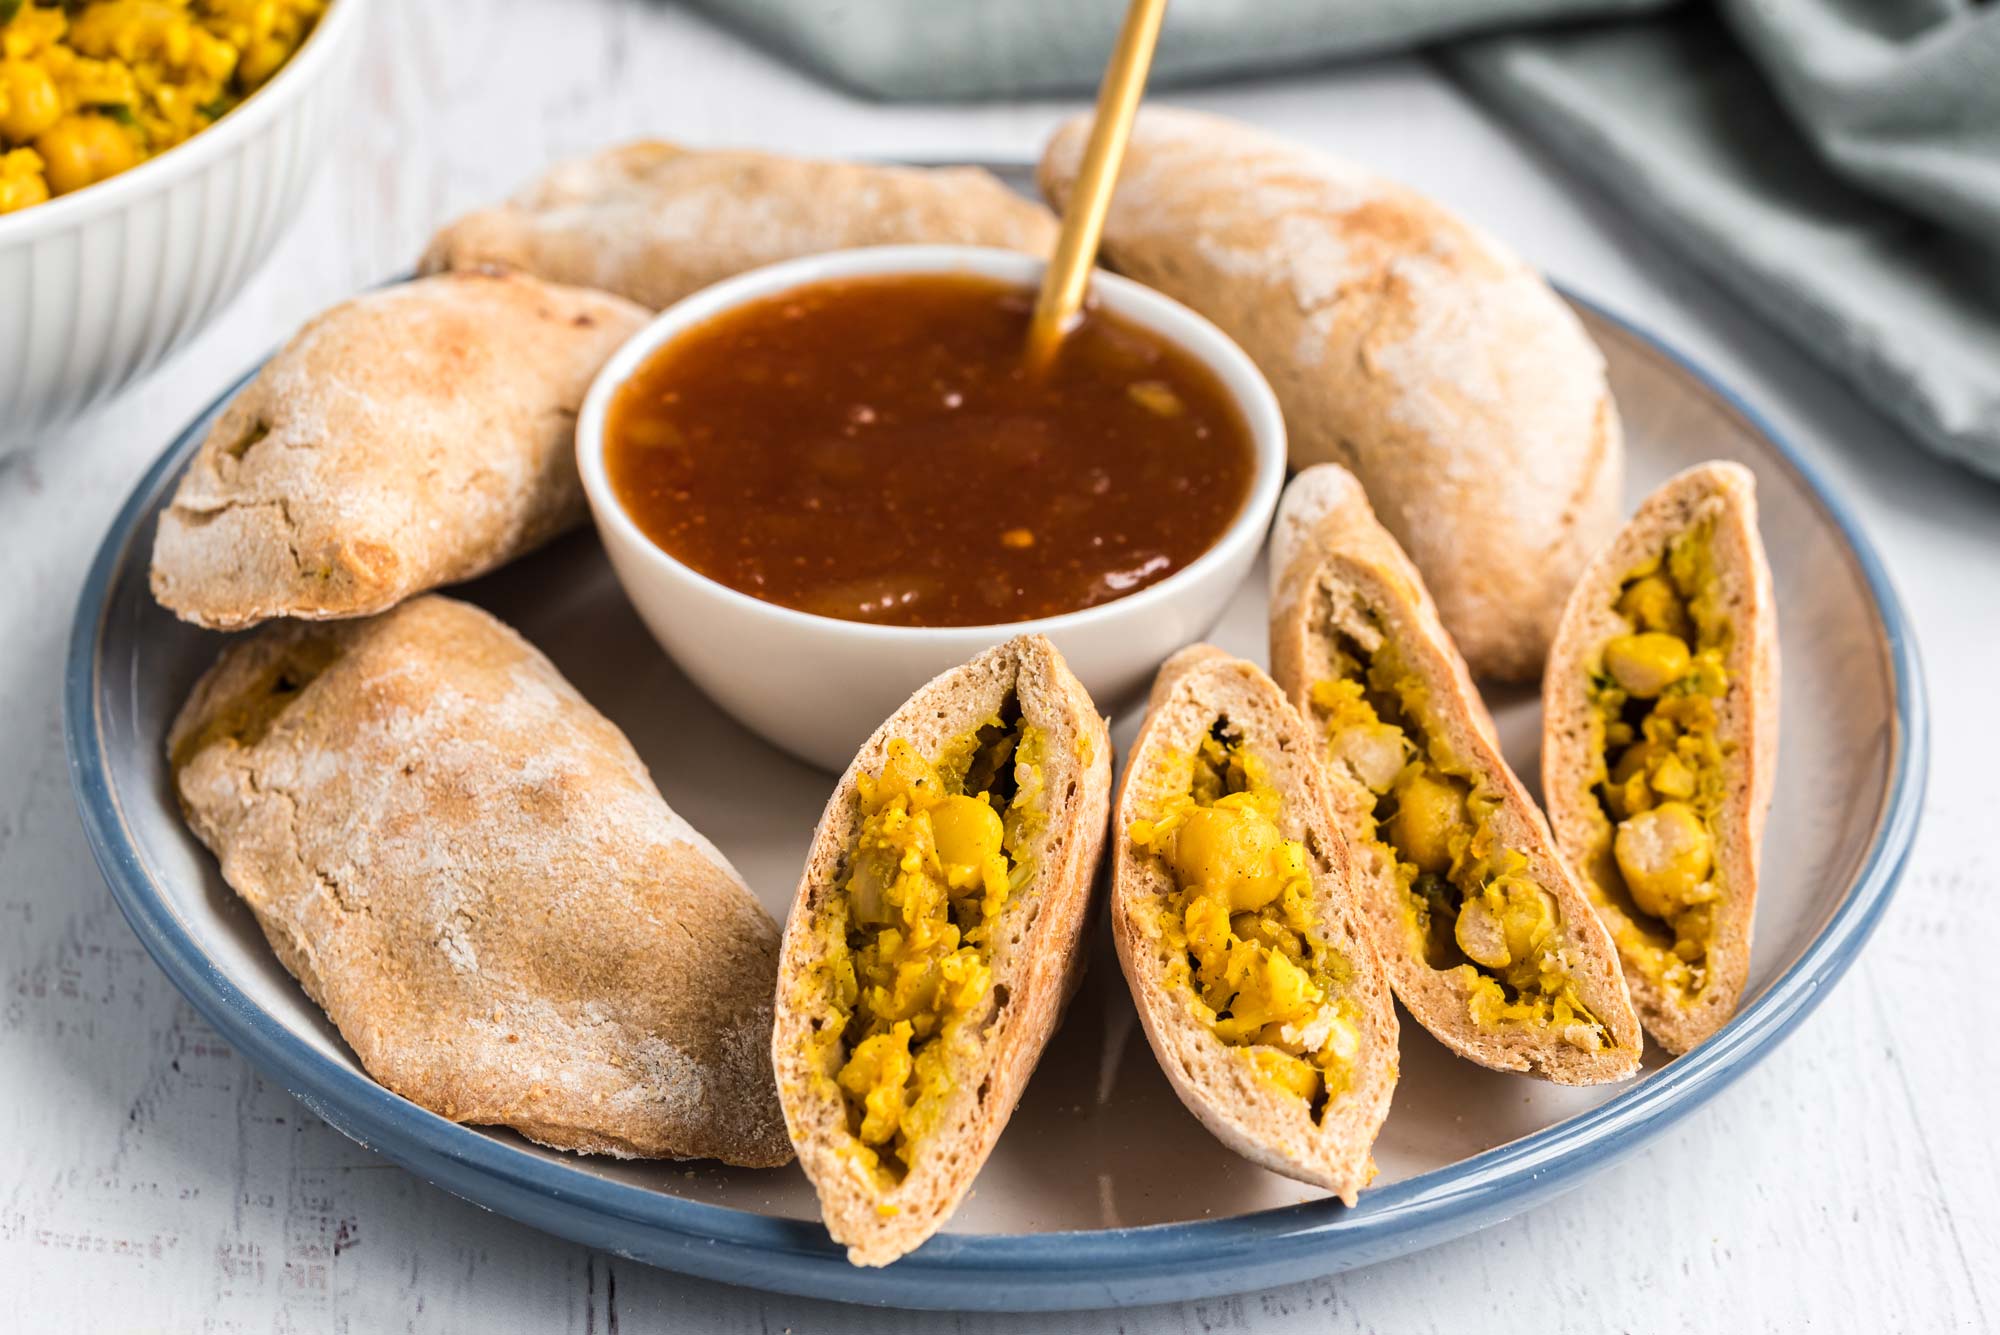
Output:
top-left (577, 245), bottom-right (1285, 772)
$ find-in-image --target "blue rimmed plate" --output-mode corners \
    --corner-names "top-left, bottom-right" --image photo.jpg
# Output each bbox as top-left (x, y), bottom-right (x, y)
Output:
top-left (64, 258), bottom-right (1923, 1308)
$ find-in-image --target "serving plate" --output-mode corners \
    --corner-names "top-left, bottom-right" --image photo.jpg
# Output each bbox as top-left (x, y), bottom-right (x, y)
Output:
top-left (65, 225), bottom-right (1924, 1308)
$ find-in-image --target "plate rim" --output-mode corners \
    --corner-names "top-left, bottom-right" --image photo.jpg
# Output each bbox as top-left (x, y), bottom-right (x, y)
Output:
top-left (62, 287), bottom-right (1929, 1310)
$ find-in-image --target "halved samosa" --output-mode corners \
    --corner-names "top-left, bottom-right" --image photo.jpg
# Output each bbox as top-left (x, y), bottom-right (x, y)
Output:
top-left (771, 636), bottom-right (1110, 1266)
top-left (1543, 462), bottom-right (1778, 1054)
top-left (170, 595), bottom-right (791, 1166)
top-left (419, 141), bottom-right (1058, 309)
top-left (1114, 646), bottom-right (1399, 1203)
top-left (1270, 464), bottom-right (1642, 1084)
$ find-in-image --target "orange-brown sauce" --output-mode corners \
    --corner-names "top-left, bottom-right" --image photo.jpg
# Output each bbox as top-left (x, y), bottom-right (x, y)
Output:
top-left (605, 273), bottom-right (1255, 627)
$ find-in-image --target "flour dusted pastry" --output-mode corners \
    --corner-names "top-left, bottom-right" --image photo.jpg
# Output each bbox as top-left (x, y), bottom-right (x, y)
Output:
top-left (150, 271), bottom-right (648, 630)
top-left (169, 595), bottom-right (791, 1166)
top-left (1270, 465), bottom-right (1641, 1083)
top-left (419, 141), bottom-right (1059, 309)
top-left (1543, 463), bottom-right (1778, 1054)
top-left (1113, 646), bottom-right (1399, 1202)
top-left (1040, 107), bottom-right (1622, 682)
top-left (771, 636), bottom-right (1110, 1265)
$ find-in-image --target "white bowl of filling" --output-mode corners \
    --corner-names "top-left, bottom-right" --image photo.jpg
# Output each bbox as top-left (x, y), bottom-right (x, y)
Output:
top-left (576, 244), bottom-right (1288, 771)
top-left (0, 0), bottom-right (365, 447)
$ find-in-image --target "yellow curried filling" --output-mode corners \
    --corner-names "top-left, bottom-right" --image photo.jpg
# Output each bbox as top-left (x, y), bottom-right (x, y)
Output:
top-left (805, 712), bottom-right (1044, 1192)
top-left (1309, 634), bottom-right (1607, 1051)
top-left (1128, 728), bottom-right (1361, 1115)
top-left (0, 0), bottom-right (326, 213)
top-left (1583, 519), bottom-right (1731, 1002)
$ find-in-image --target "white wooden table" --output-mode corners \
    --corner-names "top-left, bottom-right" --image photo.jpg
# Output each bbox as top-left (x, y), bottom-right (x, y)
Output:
top-left (4, 2), bottom-right (1996, 1329)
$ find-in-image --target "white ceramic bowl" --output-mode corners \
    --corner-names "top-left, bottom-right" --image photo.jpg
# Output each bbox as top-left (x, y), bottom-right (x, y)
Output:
top-left (578, 245), bottom-right (1287, 771)
top-left (0, 0), bottom-right (366, 448)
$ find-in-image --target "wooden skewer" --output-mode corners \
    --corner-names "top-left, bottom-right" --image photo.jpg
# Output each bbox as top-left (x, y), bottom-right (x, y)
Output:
top-left (1024, 0), bottom-right (1169, 370)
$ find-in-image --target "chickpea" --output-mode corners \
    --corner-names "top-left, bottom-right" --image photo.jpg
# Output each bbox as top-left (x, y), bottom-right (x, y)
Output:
top-left (36, 114), bottom-right (139, 197)
top-left (0, 150), bottom-right (48, 213)
top-left (1454, 898), bottom-right (1512, 968)
top-left (1330, 722), bottom-right (1408, 794)
top-left (240, 36), bottom-right (290, 89)
top-left (1614, 801), bottom-right (1713, 920)
top-left (1605, 740), bottom-right (1665, 820)
top-left (1168, 806), bottom-right (1288, 912)
top-left (1167, 806), bottom-right (1236, 888)
top-left (1498, 882), bottom-right (1557, 963)
top-left (192, 31), bottom-right (239, 84)
top-left (1387, 768), bottom-right (1472, 875)
top-left (0, 60), bottom-right (61, 142)
top-left (930, 794), bottom-right (1002, 872)
top-left (1616, 574), bottom-right (1692, 638)
top-left (1604, 632), bottom-right (1691, 699)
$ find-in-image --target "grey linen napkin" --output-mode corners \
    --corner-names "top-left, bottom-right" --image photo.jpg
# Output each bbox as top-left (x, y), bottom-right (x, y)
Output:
top-left (684, 0), bottom-right (2000, 481)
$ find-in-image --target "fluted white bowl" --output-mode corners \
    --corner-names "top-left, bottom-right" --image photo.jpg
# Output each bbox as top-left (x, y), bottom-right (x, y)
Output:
top-left (0, 0), bottom-right (366, 449)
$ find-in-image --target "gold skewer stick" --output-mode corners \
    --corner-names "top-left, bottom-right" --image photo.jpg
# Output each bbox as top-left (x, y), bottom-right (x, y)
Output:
top-left (1025, 0), bottom-right (1169, 368)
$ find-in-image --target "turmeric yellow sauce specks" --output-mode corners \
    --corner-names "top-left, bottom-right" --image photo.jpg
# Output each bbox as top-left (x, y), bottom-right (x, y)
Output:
top-left (1310, 635), bottom-right (1608, 1051)
top-left (1585, 519), bottom-right (1731, 1002)
top-left (808, 714), bottom-right (1044, 1191)
top-left (0, 0), bottom-right (326, 213)
top-left (1129, 730), bottom-right (1360, 1115)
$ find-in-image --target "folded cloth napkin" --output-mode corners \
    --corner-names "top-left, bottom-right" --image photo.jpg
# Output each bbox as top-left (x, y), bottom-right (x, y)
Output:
top-left (685, 0), bottom-right (2000, 480)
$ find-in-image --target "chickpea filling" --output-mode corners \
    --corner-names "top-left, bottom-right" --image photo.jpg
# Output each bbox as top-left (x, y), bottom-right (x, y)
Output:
top-left (1308, 633), bottom-right (1607, 1050)
top-left (0, 0), bottom-right (327, 213)
top-left (808, 709), bottom-right (1044, 1188)
top-left (1128, 725), bottom-right (1360, 1118)
top-left (1584, 520), bottom-right (1731, 1001)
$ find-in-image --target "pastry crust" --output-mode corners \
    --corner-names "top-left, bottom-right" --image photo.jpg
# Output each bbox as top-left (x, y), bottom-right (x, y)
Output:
top-left (1112, 646), bottom-right (1400, 1204)
top-left (419, 141), bottom-right (1059, 309)
top-left (770, 636), bottom-right (1111, 1266)
top-left (149, 270), bottom-right (648, 630)
top-left (1542, 462), bottom-right (1778, 1054)
top-left (1039, 107), bottom-right (1622, 682)
top-left (169, 595), bottom-right (791, 1167)
top-left (1270, 464), bottom-right (1642, 1083)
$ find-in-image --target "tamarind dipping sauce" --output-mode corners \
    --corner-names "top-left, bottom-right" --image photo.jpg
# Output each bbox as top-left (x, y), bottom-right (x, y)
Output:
top-left (603, 272), bottom-right (1256, 628)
